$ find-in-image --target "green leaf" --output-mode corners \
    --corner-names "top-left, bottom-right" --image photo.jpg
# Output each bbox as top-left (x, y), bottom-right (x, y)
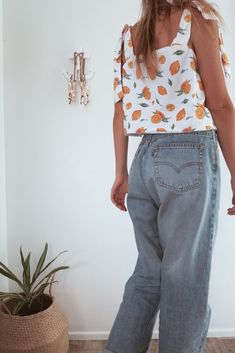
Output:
top-left (162, 117), bottom-right (170, 123)
top-left (0, 264), bottom-right (24, 290)
top-left (36, 250), bottom-right (68, 279)
top-left (173, 50), bottom-right (185, 55)
top-left (157, 70), bottom-right (163, 77)
top-left (20, 246), bottom-right (31, 294)
top-left (32, 243), bottom-right (48, 283)
top-left (11, 299), bottom-right (25, 315)
top-left (29, 274), bottom-right (56, 308)
top-left (0, 292), bottom-right (26, 301)
top-left (20, 245), bottom-right (25, 268)
top-left (23, 252), bottom-right (31, 294)
top-left (139, 103), bottom-right (149, 107)
top-left (178, 27), bottom-right (187, 35)
top-left (25, 253), bottom-right (31, 285)
top-left (31, 281), bottom-right (57, 303)
top-left (168, 79), bottom-right (173, 86)
top-left (156, 98), bottom-right (162, 106)
top-left (31, 266), bottom-right (69, 293)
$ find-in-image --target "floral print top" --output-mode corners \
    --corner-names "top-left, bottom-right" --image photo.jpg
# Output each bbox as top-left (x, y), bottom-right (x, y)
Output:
top-left (113, 4), bottom-right (232, 136)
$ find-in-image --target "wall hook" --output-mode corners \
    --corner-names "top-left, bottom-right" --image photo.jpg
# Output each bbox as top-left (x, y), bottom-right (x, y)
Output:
top-left (64, 49), bottom-right (94, 106)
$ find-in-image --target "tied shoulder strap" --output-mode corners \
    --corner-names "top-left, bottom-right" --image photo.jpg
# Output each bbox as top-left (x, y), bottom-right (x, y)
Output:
top-left (113, 24), bottom-right (129, 62)
top-left (191, 0), bottom-right (232, 79)
top-left (171, 8), bottom-right (192, 46)
top-left (113, 24), bottom-right (130, 103)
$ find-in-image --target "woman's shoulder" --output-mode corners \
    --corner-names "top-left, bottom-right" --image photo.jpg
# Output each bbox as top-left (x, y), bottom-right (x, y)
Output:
top-left (189, 5), bottom-right (219, 41)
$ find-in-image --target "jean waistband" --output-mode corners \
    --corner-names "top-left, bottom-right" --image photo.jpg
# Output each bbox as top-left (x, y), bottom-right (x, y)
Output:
top-left (139, 129), bottom-right (216, 145)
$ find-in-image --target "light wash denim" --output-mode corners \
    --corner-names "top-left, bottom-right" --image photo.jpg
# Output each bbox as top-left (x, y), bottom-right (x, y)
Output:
top-left (103, 129), bottom-right (221, 353)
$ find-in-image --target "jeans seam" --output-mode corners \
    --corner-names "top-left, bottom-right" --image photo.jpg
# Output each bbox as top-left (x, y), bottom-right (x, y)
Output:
top-left (191, 171), bottom-right (218, 353)
top-left (192, 305), bottom-right (211, 353)
top-left (129, 145), bottom-right (141, 175)
top-left (138, 143), bottom-right (159, 205)
top-left (209, 171), bottom-right (218, 252)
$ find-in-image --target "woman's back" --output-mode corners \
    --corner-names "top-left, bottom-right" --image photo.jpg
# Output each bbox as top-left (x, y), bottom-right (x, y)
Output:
top-left (130, 7), bottom-right (194, 53)
top-left (113, 3), bottom-right (232, 136)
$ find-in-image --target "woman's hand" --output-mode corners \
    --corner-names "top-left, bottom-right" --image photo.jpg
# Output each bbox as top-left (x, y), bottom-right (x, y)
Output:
top-left (111, 174), bottom-right (128, 211)
top-left (227, 177), bottom-right (235, 215)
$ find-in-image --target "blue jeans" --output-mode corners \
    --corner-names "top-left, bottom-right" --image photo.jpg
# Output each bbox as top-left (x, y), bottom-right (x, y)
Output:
top-left (103, 130), bottom-right (221, 353)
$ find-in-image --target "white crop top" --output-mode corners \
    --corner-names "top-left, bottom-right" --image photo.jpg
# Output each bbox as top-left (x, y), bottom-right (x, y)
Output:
top-left (113, 4), bottom-right (232, 136)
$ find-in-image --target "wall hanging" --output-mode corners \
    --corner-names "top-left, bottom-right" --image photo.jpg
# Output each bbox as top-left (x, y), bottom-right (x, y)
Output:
top-left (63, 48), bottom-right (94, 106)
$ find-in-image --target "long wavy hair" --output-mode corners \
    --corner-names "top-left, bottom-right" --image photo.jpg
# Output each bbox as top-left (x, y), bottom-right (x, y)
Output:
top-left (132, 0), bottom-right (224, 79)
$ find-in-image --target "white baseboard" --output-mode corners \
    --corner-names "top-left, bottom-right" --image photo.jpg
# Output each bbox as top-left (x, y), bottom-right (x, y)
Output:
top-left (69, 328), bottom-right (235, 341)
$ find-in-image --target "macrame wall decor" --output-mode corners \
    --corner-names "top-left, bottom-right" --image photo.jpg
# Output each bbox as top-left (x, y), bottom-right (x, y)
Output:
top-left (64, 49), bottom-right (94, 106)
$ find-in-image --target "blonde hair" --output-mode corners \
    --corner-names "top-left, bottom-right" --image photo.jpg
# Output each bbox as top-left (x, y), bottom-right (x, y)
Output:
top-left (130, 0), bottom-right (224, 78)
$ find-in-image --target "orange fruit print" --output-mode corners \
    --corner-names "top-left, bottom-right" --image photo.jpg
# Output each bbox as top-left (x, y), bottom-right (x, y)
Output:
top-left (190, 58), bottom-right (197, 71)
top-left (176, 108), bottom-right (186, 120)
top-left (169, 60), bottom-right (180, 75)
top-left (132, 110), bottom-right (142, 120)
top-left (142, 87), bottom-right (151, 99)
top-left (166, 104), bottom-right (176, 111)
top-left (181, 80), bottom-right (191, 94)
top-left (195, 105), bottom-right (206, 119)
top-left (113, 6), bottom-right (231, 135)
top-left (159, 55), bottom-right (166, 64)
top-left (184, 14), bottom-right (191, 22)
top-left (175, 80), bottom-right (191, 96)
top-left (128, 60), bottom-right (134, 69)
top-left (157, 86), bottom-right (168, 95)
top-left (136, 127), bottom-right (146, 134)
top-left (114, 77), bottom-right (119, 90)
top-left (151, 111), bottom-right (164, 124)
top-left (118, 91), bottom-right (124, 100)
top-left (156, 128), bottom-right (167, 132)
top-left (123, 86), bottom-right (130, 94)
top-left (126, 102), bottom-right (132, 110)
top-left (182, 127), bottom-right (193, 132)
top-left (222, 53), bottom-right (229, 65)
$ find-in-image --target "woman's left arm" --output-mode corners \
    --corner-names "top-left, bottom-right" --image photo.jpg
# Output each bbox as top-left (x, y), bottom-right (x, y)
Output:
top-left (110, 101), bottom-right (129, 211)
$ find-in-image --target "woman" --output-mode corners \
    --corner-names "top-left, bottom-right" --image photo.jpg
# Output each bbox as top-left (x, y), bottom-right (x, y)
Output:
top-left (105, 1), bottom-right (235, 353)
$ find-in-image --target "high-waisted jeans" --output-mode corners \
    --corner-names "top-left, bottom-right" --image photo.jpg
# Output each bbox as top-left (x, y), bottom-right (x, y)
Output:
top-left (103, 129), bottom-right (221, 353)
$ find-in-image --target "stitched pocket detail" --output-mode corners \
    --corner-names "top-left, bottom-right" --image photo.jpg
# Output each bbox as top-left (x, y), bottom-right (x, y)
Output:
top-left (151, 142), bottom-right (205, 193)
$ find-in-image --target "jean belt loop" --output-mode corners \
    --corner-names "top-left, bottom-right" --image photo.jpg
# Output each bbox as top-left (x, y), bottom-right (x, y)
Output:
top-left (146, 134), bottom-right (153, 147)
top-left (211, 129), bottom-right (216, 143)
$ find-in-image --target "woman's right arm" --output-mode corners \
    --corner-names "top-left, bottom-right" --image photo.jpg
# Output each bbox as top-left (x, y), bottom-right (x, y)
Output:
top-left (191, 9), bottom-right (235, 215)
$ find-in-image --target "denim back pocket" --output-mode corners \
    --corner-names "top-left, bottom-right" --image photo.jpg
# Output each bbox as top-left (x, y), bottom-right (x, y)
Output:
top-left (151, 142), bottom-right (205, 193)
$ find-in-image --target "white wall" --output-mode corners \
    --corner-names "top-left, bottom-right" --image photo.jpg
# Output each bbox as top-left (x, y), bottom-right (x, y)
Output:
top-left (0, 0), bottom-right (8, 292)
top-left (1, 0), bottom-right (235, 339)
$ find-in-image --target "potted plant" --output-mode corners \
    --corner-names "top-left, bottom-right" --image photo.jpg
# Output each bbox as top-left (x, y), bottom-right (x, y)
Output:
top-left (0, 242), bottom-right (70, 353)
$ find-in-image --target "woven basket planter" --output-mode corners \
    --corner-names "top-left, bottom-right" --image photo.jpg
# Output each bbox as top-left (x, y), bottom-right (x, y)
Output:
top-left (0, 293), bottom-right (69, 353)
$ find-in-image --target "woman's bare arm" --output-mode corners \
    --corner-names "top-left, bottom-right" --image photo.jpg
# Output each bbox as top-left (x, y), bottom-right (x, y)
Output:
top-left (110, 101), bottom-right (129, 211)
top-left (110, 26), bottom-right (130, 211)
top-left (191, 8), bottom-right (235, 214)
top-left (113, 102), bottom-right (129, 178)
